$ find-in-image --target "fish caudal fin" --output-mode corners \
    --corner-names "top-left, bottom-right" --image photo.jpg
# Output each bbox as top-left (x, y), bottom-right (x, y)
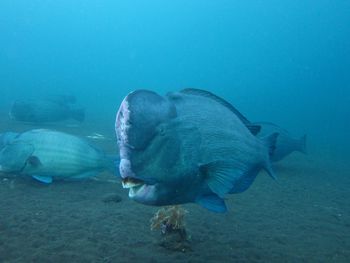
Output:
top-left (299, 134), bottom-right (307, 154)
top-left (261, 133), bottom-right (279, 180)
top-left (71, 108), bottom-right (85, 122)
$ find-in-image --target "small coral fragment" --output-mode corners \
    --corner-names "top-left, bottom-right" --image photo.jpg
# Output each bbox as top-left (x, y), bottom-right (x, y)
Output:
top-left (150, 205), bottom-right (191, 252)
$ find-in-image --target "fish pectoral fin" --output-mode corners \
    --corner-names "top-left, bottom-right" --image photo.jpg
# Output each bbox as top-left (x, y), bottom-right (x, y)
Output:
top-left (196, 194), bottom-right (227, 213)
top-left (200, 160), bottom-right (245, 198)
top-left (27, 156), bottom-right (42, 167)
top-left (32, 175), bottom-right (53, 184)
top-left (229, 171), bottom-right (259, 194)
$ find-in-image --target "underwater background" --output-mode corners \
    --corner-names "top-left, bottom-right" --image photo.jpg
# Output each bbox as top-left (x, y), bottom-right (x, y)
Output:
top-left (0, 0), bottom-right (349, 262)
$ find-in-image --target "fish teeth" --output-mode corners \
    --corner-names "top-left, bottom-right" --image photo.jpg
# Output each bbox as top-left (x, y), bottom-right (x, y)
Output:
top-left (122, 180), bottom-right (142, 189)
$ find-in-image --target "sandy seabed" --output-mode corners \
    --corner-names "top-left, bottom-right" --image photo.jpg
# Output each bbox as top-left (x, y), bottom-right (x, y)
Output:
top-left (0, 114), bottom-right (349, 263)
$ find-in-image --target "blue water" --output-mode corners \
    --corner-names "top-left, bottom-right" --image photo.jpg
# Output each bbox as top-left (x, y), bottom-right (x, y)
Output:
top-left (1, 1), bottom-right (349, 141)
top-left (1, 1), bottom-right (349, 261)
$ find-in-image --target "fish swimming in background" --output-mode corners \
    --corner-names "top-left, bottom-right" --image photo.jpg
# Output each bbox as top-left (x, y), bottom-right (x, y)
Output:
top-left (9, 96), bottom-right (85, 123)
top-left (116, 88), bottom-right (278, 213)
top-left (46, 94), bottom-right (77, 105)
top-left (254, 122), bottom-right (307, 162)
top-left (0, 129), bottom-right (117, 183)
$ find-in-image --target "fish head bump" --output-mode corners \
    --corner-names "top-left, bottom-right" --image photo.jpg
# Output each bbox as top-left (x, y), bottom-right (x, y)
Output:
top-left (116, 90), bottom-right (187, 204)
top-left (116, 89), bottom-right (177, 152)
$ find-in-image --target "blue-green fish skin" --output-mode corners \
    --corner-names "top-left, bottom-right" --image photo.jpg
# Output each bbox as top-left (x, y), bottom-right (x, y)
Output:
top-left (0, 129), bottom-right (115, 183)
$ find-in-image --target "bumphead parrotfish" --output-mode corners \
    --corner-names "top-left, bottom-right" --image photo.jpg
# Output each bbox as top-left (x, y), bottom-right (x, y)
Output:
top-left (0, 129), bottom-right (116, 183)
top-left (116, 89), bottom-right (278, 212)
top-left (9, 96), bottom-right (84, 123)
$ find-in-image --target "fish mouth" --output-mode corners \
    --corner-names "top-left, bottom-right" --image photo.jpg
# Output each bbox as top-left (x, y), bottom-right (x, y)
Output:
top-left (122, 177), bottom-right (149, 199)
top-left (119, 158), bottom-right (146, 197)
top-left (119, 159), bottom-right (156, 200)
top-left (121, 176), bottom-right (157, 201)
top-left (121, 177), bottom-right (145, 189)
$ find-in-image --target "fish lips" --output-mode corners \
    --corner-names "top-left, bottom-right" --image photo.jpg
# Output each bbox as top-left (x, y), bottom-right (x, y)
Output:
top-left (128, 184), bottom-right (157, 204)
top-left (119, 157), bottom-right (159, 203)
top-left (119, 158), bottom-right (156, 185)
top-left (119, 158), bottom-right (135, 180)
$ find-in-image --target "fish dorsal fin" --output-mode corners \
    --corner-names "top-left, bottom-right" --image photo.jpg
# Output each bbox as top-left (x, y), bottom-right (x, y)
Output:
top-left (180, 88), bottom-right (260, 135)
top-left (246, 124), bottom-right (261, 136)
top-left (253, 121), bottom-right (290, 135)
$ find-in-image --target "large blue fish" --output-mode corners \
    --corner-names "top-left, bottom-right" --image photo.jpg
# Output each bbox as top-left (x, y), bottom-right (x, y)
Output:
top-left (0, 129), bottom-right (116, 183)
top-left (254, 122), bottom-right (307, 162)
top-left (9, 96), bottom-right (85, 123)
top-left (116, 89), bottom-right (278, 212)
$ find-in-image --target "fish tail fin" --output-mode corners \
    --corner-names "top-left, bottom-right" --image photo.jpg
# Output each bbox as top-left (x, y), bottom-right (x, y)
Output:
top-left (261, 132), bottom-right (279, 180)
top-left (299, 134), bottom-right (307, 154)
top-left (71, 108), bottom-right (85, 122)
